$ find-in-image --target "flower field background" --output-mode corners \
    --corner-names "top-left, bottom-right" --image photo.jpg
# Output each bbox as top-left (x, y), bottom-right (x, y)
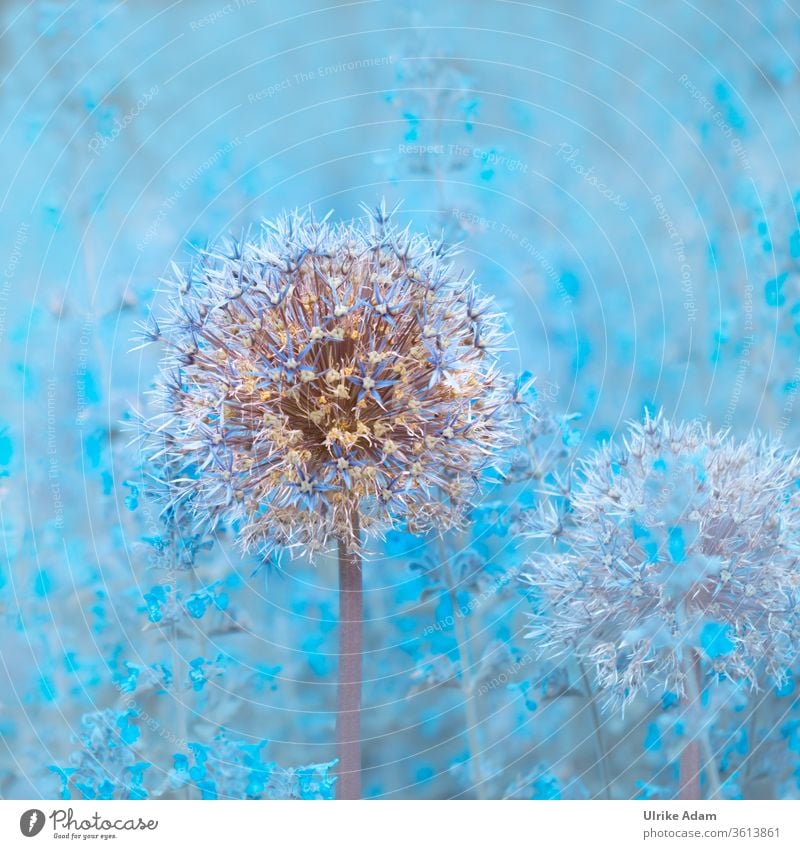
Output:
top-left (1, 0), bottom-right (800, 800)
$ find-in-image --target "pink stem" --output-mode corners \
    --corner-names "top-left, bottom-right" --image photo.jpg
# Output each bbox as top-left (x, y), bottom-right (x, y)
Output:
top-left (336, 517), bottom-right (362, 799)
top-left (679, 650), bottom-right (715, 800)
top-left (679, 737), bottom-right (702, 800)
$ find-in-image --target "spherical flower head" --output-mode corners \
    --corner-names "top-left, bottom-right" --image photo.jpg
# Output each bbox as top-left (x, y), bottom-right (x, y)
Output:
top-left (138, 204), bottom-right (514, 556)
top-left (524, 411), bottom-right (800, 706)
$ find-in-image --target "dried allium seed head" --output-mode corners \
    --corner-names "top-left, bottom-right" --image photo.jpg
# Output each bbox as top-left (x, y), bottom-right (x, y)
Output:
top-left (523, 411), bottom-right (800, 706)
top-left (137, 205), bottom-right (515, 556)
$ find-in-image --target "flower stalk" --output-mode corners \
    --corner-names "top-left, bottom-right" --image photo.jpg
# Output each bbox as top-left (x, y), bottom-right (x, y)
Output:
top-left (679, 650), bottom-right (721, 800)
top-left (336, 514), bottom-right (363, 800)
top-left (577, 659), bottom-right (612, 800)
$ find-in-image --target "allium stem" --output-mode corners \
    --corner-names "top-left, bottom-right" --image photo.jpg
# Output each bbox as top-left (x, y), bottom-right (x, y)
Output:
top-left (336, 515), bottom-right (362, 800)
top-left (679, 651), bottom-right (721, 800)
top-left (743, 700), bottom-right (760, 789)
top-left (578, 660), bottom-right (612, 800)
top-left (679, 733), bottom-right (702, 801)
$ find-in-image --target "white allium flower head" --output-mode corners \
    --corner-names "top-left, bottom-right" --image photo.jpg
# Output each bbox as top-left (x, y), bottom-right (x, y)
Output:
top-left (136, 204), bottom-right (515, 556)
top-left (523, 411), bottom-right (800, 706)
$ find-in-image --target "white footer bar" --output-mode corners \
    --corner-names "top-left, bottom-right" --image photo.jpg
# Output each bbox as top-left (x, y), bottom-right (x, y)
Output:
top-left (1, 800), bottom-right (798, 848)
